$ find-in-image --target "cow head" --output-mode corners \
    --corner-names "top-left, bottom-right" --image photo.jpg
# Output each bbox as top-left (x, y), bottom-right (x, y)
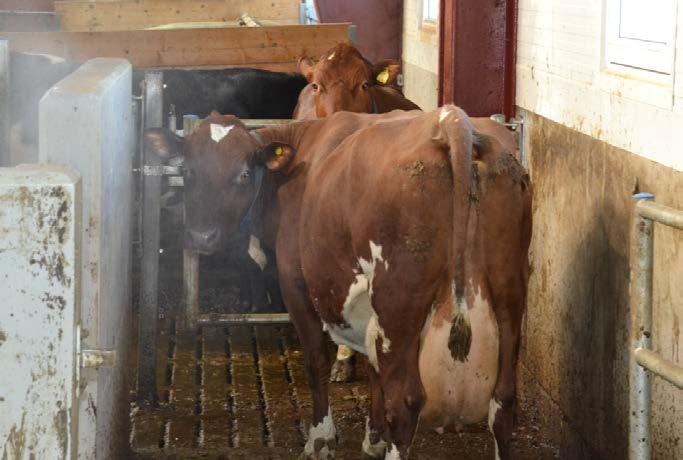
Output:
top-left (298, 43), bottom-right (402, 117)
top-left (144, 114), bottom-right (295, 254)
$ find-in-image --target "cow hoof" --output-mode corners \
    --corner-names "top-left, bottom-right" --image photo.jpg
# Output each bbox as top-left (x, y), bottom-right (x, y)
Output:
top-left (299, 438), bottom-right (336, 460)
top-left (330, 358), bottom-right (355, 383)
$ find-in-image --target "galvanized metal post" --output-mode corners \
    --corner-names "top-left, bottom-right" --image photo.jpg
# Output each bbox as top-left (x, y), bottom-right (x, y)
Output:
top-left (137, 71), bottom-right (163, 407)
top-left (0, 40), bottom-right (9, 167)
top-left (629, 192), bottom-right (654, 460)
top-left (182, 114), bottom-right (201, 329)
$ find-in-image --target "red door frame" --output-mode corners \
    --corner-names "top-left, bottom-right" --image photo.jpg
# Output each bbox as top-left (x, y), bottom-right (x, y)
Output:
top-left (438, 0), bottom-right (518, 119)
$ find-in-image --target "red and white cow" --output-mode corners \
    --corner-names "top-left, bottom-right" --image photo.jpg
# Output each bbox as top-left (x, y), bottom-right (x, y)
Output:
top-left (145, 105), bottom-right (531, 459)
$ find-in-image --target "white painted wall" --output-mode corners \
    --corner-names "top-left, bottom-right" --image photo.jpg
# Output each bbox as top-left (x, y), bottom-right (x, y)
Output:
top-left (517, 0), bottom-right (683, 172)
top-left (402, 0), bottom-right (439, 111)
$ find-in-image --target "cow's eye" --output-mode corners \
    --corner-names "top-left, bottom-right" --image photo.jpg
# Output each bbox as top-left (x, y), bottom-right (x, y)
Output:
top-left (312, 83), bottom-right (319, 91)
top-left (361, 81), bottom-right (370, 90)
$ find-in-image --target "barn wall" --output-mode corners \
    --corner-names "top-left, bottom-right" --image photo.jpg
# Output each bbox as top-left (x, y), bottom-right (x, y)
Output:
top-left (401, 0), bottom-right (439, 111)
top-left (516, 1), bottom-right (683, 458)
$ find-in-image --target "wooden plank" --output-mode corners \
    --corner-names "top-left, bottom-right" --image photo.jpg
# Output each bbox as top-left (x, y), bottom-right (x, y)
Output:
top-left (229, 325), bottom-right (266, 448)
top-left (55, 0), bottom-right (300, 32)
top-left (0, 11), bottom-right (60, 32)
top-left (0, 23), bottom-right (351, 69)
top-left (201, 325), bottom-right (231, 450)
top-left (168, 328), bottom-right (199, 448)
top-left (256, 325), bottom-right (303, 450)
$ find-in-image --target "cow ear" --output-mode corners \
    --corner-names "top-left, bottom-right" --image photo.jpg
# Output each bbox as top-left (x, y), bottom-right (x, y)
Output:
top-left (256, 142), bottom-right (296, 172)
top-left (372, 60), bottom-right (401, 86)
top-left (297, 57), bottom-right (315, 82)
top-left (144, 128), bottom-right (183, 159)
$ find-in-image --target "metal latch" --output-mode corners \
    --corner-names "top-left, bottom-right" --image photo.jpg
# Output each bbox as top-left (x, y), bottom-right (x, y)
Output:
top-left (76, 325), bottom-right (116, 369)
top-left (81, 349), bottom-right (116, 368)
top-left (142, 165), bottom-right (182, 176)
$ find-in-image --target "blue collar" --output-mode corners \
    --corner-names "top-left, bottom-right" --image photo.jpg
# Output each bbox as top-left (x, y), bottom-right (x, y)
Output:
top-left (370, 91), bottom-right (378, 114)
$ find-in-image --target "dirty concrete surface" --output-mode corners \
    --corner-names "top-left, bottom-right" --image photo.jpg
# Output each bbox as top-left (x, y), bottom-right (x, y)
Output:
top-left (129, 223), bottom-right (559, 459)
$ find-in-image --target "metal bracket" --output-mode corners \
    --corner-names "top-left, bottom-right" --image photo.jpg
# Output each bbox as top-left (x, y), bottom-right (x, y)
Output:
top-left (490, 113), bottom-right (527, 169)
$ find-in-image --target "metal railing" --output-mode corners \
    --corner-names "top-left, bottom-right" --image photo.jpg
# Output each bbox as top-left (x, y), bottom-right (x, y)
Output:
top-left (629, 193), bottom-right (683, 460)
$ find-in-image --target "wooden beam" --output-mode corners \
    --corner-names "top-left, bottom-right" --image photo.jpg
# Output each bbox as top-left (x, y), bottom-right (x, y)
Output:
top-left (54, 0), bottom-right (301, 32)
top-left (0, 23), bottom-right (351, 70)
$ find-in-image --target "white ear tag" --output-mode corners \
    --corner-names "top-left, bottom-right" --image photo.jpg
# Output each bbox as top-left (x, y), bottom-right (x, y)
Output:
top-left (210, 124), bottom-right (234, 143)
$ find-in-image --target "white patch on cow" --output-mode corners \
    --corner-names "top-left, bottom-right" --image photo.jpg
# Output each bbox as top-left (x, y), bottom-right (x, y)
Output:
top-left (418, 280), bottom-right (500, 429)
top-left (248, 235), bottom-right (267, 270)
top-left (325, 241), bottom-right (391, 372)
top-left (210, 123), bottom-right (234, 143)
top-left (366, 313), bottom-right (391, 372)
top-left (327, 51), bottom-right (336, 60)
top-left (22, 52), bottom-right (65, 64)
top-left (336, 344), bottom-right (354, 361)
top-left (304, 406), bottom-right (336, 456)
top-left (439, 106), bottom-right (452, 122)
top-left (488, 398), bottom-right (502, 460)
top-left (385, 443), bottom-right (401, 459)
top-left (362, 416), bottom-right (387, 458)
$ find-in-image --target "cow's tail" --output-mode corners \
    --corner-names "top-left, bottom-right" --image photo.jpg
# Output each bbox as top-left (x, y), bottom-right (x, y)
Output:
top-left (434, 105), bottom-right (474, 361)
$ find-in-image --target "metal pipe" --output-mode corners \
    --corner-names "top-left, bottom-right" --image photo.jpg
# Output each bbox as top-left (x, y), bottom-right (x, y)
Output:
top-left (137, 71), bottom-right (164, 408)
top-left (636, 200), bottom-right (683, 230)
top-left (183, 251), bottom-right (200, 329)
top-left (0, 40), bottom-right (9, 167)
top-left (243, 118), bottom-right (292, 129)
top-left (629, 193), bottom-right (654, 460)
top-left (634, 348), bottom-right (683, 389)
top-left (197, 313), bottom-right (291, 325)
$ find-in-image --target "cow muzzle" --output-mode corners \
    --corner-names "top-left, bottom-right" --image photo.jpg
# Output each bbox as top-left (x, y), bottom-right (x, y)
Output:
top-left (184, 227), bottom-right (222, 254)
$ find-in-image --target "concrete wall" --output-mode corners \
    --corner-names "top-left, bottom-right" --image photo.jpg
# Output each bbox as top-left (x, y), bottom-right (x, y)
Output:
top-left (0, 164), bottom-right (81, 459)
top-left (516, 1), bottom-right (683, 458)
top-left (402, 0), bottom-right (439, 111)
top-left (40, 58), bottom-right (134, 459)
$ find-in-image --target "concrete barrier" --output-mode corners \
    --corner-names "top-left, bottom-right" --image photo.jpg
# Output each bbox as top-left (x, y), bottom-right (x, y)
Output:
top-left (39, 58), bottom-right (133, 459)
top-left (0, 164), bottom-right (81, 459)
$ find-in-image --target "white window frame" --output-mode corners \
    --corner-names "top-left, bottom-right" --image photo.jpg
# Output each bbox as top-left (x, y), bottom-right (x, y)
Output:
top-left (422, 0), bottom-right (439, 25)
top-left (604, 0), bottom-right (677, 75)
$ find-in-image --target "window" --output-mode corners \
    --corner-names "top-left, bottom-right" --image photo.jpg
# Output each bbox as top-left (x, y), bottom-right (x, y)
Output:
top-left (604, 0), bottom-right (677, 75)
top-left (422, 0), bottom-right (439, 24)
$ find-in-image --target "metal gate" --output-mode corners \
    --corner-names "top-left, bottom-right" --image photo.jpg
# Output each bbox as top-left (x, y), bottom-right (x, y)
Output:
top-left (629, 193), bottom-right (683, 460)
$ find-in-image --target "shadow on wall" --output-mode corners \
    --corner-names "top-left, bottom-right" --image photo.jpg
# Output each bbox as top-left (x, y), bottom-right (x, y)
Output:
top-left (521, 111), bottom-right (682, 460)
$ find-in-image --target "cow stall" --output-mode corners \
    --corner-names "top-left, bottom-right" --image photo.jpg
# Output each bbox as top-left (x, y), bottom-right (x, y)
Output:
top-left (0, 24), bottom-right (558, 460)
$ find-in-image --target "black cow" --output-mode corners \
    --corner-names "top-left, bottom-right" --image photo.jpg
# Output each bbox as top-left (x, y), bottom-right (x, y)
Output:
top-left (133, 68), bottom-right (307, 125)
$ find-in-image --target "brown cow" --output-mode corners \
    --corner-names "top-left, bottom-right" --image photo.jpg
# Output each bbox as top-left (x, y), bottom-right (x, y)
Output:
top-left (293, 43), bottom-right (520, 385)
top-left (144, 106), bottom-right (531, 459)
top-left (293, 42), bottom-right (421, 120)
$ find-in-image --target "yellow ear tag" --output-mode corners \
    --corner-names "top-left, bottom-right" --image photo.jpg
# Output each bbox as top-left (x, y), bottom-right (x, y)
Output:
top-left (376, 67), bottom-right (390, 84)
top-left (274, 146), bottom-right (283, 157)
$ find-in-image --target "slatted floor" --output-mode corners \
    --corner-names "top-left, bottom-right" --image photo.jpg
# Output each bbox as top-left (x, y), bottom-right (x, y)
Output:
top-left (130, 317), bottom-right (560, 459)
top-left (131, 236), bottom-right (558, 458)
